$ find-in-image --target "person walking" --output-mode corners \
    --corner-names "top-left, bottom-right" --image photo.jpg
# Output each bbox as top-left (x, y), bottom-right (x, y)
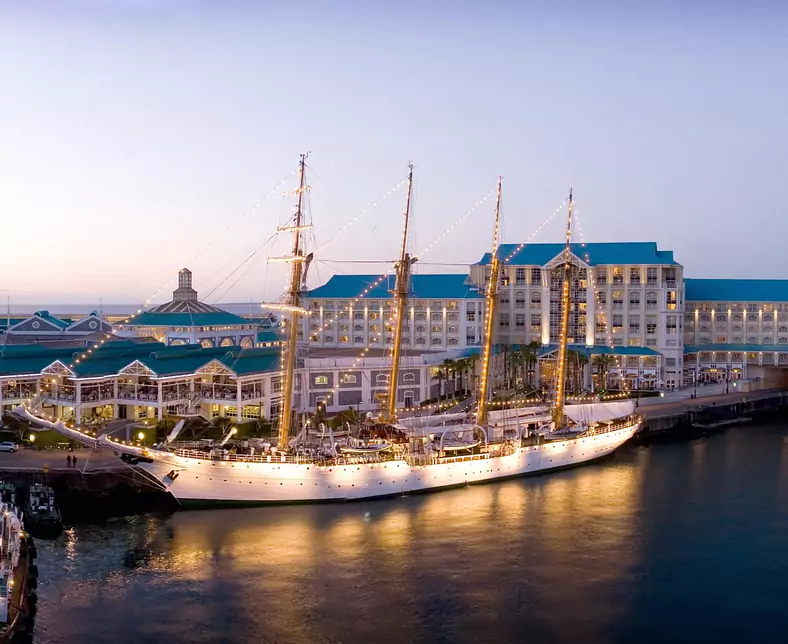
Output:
top-left (66, 454), bottom-right (72, 469)
top-left (72, 454), bottom-right (78, 470)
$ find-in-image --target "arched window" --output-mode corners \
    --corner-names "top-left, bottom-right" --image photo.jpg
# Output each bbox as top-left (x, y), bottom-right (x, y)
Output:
top-left (240, 337), bottom-right (253, 348)
top-left (314, 376), bottom-right (328, 385)
top-left (403, 373), bottom-right (415, 383)
top-left (201, 339), bottom-right (214, 348)
top-left (375, 373), bottom-right (389, 384)
top-left (220, 337), bottom-right (234, 347)
top-left (341, 374), bottom-right (357, 384)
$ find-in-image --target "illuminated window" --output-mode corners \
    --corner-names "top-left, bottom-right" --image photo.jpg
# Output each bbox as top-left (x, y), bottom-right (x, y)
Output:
top-left (341, 374), bottom-right (357, 384)
top-left (314, 376), bottom-right (328, 385)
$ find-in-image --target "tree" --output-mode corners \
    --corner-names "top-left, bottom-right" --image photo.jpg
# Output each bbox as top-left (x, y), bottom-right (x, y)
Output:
top-left (518, 342), bottom-right (539, 390)
top-left (592, 354), bottom-right (616, 392)
top-left (442, 359), bottom-right (457, 396)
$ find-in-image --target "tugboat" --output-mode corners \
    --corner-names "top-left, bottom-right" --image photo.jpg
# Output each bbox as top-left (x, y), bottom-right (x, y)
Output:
top-left (24, 484), bottom-right (62, 540)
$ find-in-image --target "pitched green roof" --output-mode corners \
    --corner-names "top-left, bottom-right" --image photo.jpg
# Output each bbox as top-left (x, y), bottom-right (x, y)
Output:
top-left (537, 344), bottom-right (662, 358)
top-left (475, 242), bottom-right (679, 267)
top-left (123, 311), bottom-right (251, 327)
top-left (217, 347), bottom-right (282, 375)
top-left (257, 331), bottom-right (282, 344)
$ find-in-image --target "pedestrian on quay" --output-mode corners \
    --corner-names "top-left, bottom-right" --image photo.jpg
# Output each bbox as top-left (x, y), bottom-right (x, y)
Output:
top-left (66, 454), bottom-right (72, 469)
top-left (72, 454), bottom-right (78, 469)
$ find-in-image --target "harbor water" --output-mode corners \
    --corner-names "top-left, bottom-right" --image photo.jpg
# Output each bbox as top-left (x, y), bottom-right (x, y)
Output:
top-left (34, 422), bottom-right (788, 644)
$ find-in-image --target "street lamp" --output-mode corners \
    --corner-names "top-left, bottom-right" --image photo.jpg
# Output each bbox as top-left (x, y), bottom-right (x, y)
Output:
top-left (137, 431), bottom-right (145, 441)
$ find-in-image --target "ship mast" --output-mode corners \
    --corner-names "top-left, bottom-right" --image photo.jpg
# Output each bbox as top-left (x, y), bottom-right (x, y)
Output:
top-left (385, 162), bottom-right (416, 423)
top-left (278, 153), bottom-right (309, 449)
top-left (476, 176), bottom-right (503, 427)
top-left (552, 188), bottom-right (574, 427)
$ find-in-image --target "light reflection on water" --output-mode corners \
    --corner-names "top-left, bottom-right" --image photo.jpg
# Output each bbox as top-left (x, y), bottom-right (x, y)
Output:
top-left (34, 424), bottom-right (788, 644)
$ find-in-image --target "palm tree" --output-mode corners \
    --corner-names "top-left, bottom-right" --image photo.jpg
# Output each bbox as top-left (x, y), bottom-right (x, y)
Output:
top-left (566, 349), bottom-right (589, 392)
top-left (518, 342), bottom-right (539, 389)
top-left (592, 354), bottom-right (616, 392)
top-left (434, 367), bottom-right (446, 399)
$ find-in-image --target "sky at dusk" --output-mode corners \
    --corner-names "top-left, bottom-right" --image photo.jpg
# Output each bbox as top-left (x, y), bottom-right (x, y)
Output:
top-left (2, 0), bottom-right (787, 307)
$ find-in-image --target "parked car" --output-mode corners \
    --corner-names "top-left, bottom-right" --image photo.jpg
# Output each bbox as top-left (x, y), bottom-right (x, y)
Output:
top-left (0, 442), bottom-right (18, 453)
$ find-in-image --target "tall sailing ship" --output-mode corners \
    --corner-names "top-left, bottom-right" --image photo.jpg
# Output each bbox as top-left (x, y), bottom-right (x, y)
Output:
top-left (15, 157), bottom-right (641, 507)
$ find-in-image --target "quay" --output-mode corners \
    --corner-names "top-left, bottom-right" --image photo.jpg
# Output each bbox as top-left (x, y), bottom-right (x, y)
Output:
top-left (636, 387), bottom-right (787, 436)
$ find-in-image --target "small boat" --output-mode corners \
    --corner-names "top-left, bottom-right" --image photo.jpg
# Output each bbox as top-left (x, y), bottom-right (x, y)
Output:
top-left (0, 482), bottom-right (17, 506)
top-left (24, 484), bottom-right (63, 540)
top-left (0, 492), bottom-right (37, 642)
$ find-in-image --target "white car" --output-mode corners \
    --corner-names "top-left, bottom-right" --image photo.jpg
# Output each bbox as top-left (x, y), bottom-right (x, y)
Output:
top-left (0, 442), bottom-right (17, 453)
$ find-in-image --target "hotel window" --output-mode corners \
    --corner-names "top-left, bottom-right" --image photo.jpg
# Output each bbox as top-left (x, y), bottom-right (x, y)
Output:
top-left (700, 337), bottom-right (710, 344)
top-left (370, 324), bottom-right (380, 332)
top-left (314, 376), bottom-right (328, 385)
top-left (515, 291), bottom-right (526, 309)
top-left (780, 338), bottom-right (788, 344)
top-left (780, 327), bottom-right (788, 333)
top-left (515, 314), bottom-right (526, 329)
top-left (447, 300), bottom-right (459, 310)
top-left (339, 324), bottom-right (349, 332)
top-left (629, 268), bottom-right (641, 285)
top-left (448, 338), bottom-right (458, 345)
top-left (324, 336), bottom-right (334, 343)
top-left (385, 337), bottom-right (393, 344)
top-left (324, 301), bottom-right (335, 309)
top-left (646, 292), bottom-right (658, 309)
top-left (416, 325), bottom-right (426, 333)
top-left (612, 267), bottom-right (624, 284)
top-left (383, 301), bottom-right (392, 310)
top-left (339, 336), bottom-right (349, 343)
top-left (612, 291), bottom-right (623, 309)
top-left (667, 291), bottom-right (678, 311)
top-left (612, 314), bottom-right (623, 331)
top-left (416, 338), bottom-right (425, 345)
top-left (531, 314), bottom-right (541, 330)
top-left (500, 272), bottom-right (509, 287)
top-left (629, 315), bottom-right (640, 333)
top-left (402, 325), bottom-right (410, 332)
top-left (376, 374), bottom-right (389, 384)
top-left (733, 325), bottom-right (742, 332)
top-left (354, 325), bottom-right (364, 331)
top-left (597, 291), bottom-right (607, 305)
top-left (764, 336), bottom-right (773, 344)
top-left (416, 313), bottom-right (426, 321)
top-left (354, 336), bottom-right (363, 343)
top-left (595, 316), bottom-right (606, 333)
top-left (341, 374), bottom-right (357, 384)
top-left (466, 330), bottom-right (476, 344)
top-left (531, 268), bottom-right (541, 284)
top-left (431, 313), bottom-right (442, 322)
top-left (646, 316), bottom-right (657, 335)
top-left (628, 338), bottom-right (642, 346)
top-left (646, 338), bottom-right (657, 347)
top-left (530, 291), bottom-right (541, 305)
top-left (369, 337), bottom-right (379, 343)
top-left (499, 313), bottom-right (510, 328)
top-left (402, 372), bottom-right (415, 383)
top-left (732, 336), bottom-right (742, 343)
top-left (629, 292), bottom-right (640, 308)
top-left (748, 325), bottom-right (758, 332)
top-left (732, 314), bottom-right (742, 322)
top-left (716, 314), bottom-right (727, 323)
top-left (499, 292), bottom-right (510, 304)
top-left (646, 267), bottom-right (658, 285)
top-left (431, 301), bottom-right (443, 309)
top-left (369, 312), bottom-right (379, 320)
top-left (432, 338), bottom-right (442, 345)
top-left (747, 336), bottom-right (757, 343)
top-left (596, 268), bottom-right (607, 286)
top-left (431, 325), bottom-right (442, 333)
top-left (447, 313), bottom-right (459, 322)
top-left (466, 310), bottom-right (476, 322)
top-left (716, 336), bottom-right (727, 343)
top-left (447, 326), bottom-right (459, 334)
top-left (515, 268), bottom-right (526, 285)
top-left (666, 316), bottom-right (677, 333)
top-left (747, 304), bottom-right (757, 312)
top-left (747, 313), bottom-right (758, 322)
top-left (354, 312), bottom-right (364, 320)
top-left (402, 337), bottom-right (410, 344)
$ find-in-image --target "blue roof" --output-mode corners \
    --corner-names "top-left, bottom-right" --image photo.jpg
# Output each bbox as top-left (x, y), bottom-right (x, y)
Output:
top-left (685, 344), bottom-right (788, 354)
top-left (475, 242), bottom-right (678, 267)
top-left (537, 344), bottom-right (662, 358)
top-left (685, 278), bottom-right (788, 302)
top-left (306, 274), bottom-right (483, 300)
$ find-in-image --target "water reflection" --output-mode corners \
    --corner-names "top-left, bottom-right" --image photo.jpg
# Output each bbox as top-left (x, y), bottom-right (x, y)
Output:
top-left (33, 424), bottom-right (788, 644)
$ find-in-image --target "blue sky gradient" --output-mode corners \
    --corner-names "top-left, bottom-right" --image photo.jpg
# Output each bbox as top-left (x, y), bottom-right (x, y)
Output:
top-left (2, 1), bottom-right (786, 306)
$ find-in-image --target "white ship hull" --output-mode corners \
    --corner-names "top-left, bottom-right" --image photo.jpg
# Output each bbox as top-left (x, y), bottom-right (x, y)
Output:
top-left (135, 422), bottom-right (639, 507)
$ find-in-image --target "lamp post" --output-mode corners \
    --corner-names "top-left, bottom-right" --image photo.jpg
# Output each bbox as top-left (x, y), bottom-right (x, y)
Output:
top-left (693, 370), bottom-right (698, 399)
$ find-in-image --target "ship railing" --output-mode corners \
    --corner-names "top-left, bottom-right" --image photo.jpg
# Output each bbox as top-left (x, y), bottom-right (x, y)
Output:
top-left (171, 447), bottom-right (406, 467)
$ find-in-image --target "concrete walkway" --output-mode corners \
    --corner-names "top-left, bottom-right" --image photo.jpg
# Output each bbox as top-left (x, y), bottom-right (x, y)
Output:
top-left (0, 448), bottom-right (124, 472)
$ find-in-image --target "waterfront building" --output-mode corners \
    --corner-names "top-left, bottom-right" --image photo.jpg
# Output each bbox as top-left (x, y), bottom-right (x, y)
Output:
top-left (304, 242), bottom-right (684, 388)
top-left (684, 278), bottom-right (788, 387)
top-left (114, 269), bottom-right (258, 348)
top-left (301, 274), bottom-right (485, 350)
top-left (0, 310), bottom-right (115, 346)
top-left (0, 341), bottom-right (285, 424)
